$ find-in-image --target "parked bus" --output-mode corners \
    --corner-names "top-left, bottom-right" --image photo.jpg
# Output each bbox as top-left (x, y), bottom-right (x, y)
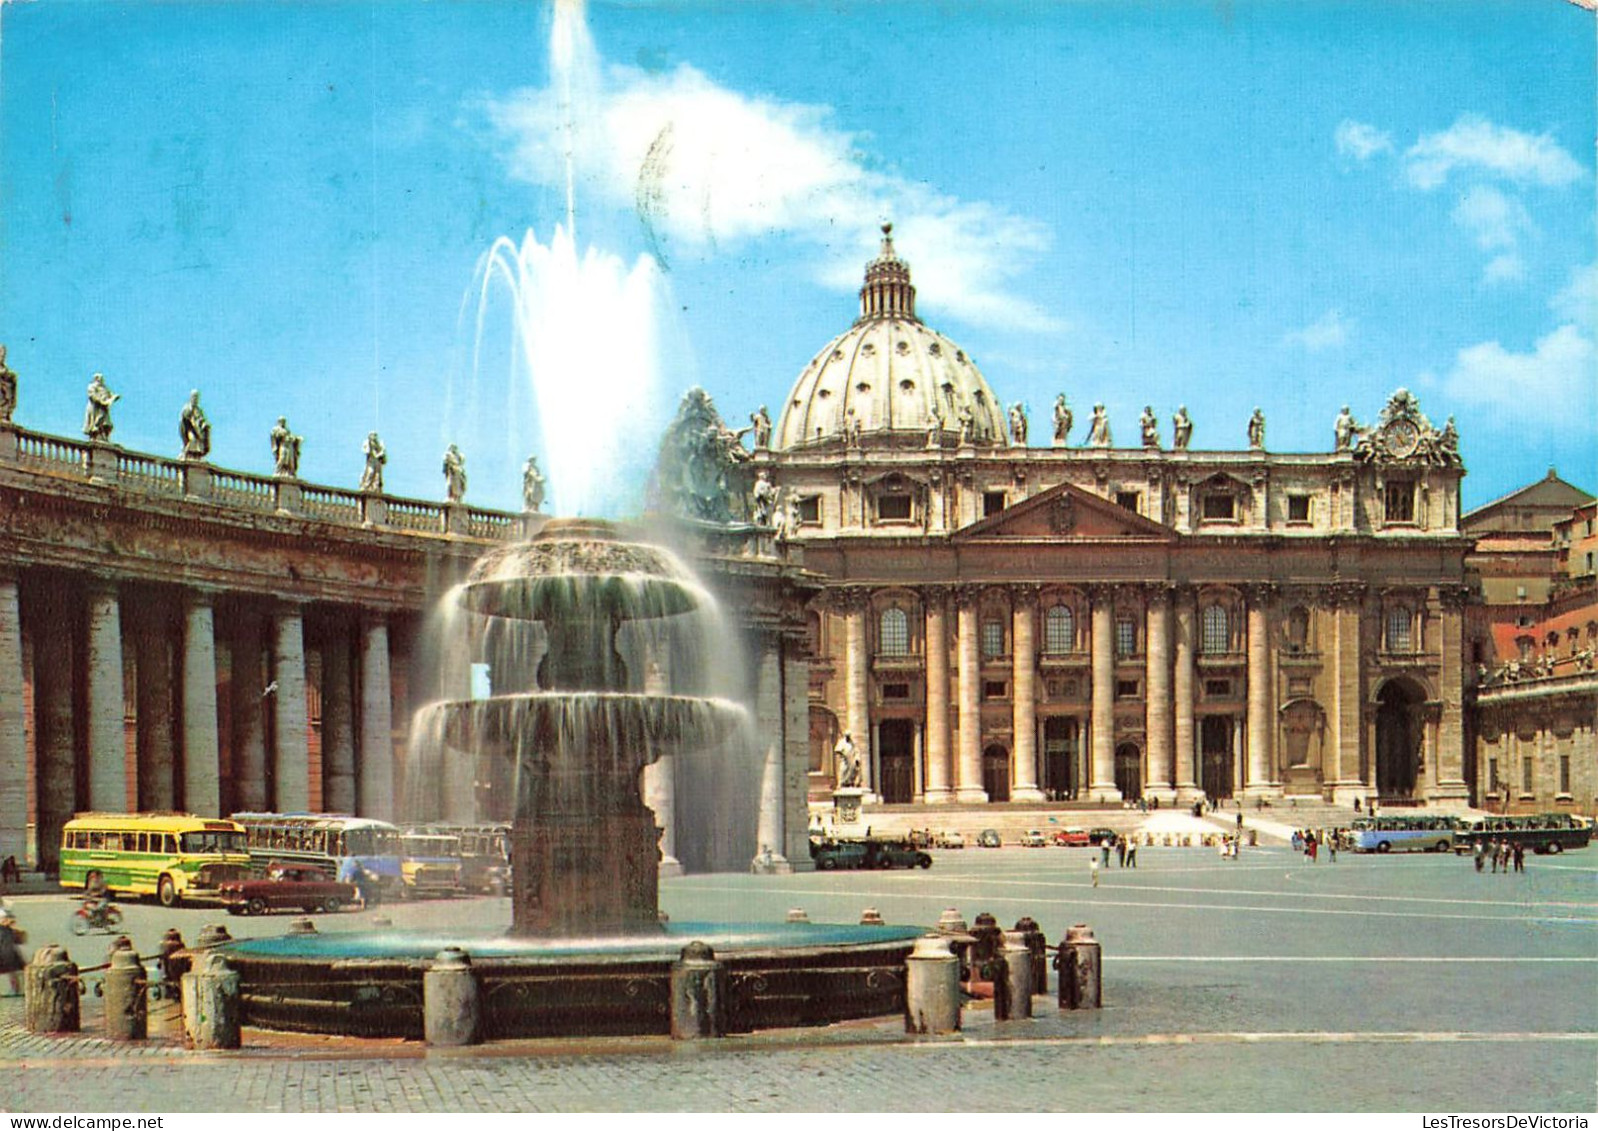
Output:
top-left (1454, 813), bottom-right (1593, 856)
top-left (397, 832), bottom-right (463, 897)
top-left (59, 813), bottom-right (251, 907)
top-left (1347, 814), bottom-right (1457, 854)
top-left (404, 823), bottom-right (511, 893)
top-left (229, 812), bottom-right (403, 892)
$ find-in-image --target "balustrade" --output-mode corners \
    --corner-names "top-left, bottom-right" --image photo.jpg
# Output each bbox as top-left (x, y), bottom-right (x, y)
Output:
top-left (13, 428), bottom-right (91, 473)
top-left (116, 451), bottom-right (183, 494)
top-left (299, 486), bottom-right (364, 524)
top-left (208, 470), bottom-right (277, 512)
top-left (384, 498), bottom-right (447, 533)
top-left (468, 509), bottom-right (519, 541)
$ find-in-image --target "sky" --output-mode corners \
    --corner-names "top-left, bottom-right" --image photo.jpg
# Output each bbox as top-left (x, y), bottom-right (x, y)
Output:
top-left (0, 0), bottom-right (1593, 515)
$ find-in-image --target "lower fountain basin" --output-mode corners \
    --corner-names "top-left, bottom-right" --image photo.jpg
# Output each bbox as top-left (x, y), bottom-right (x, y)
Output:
top-left (222, 922), bottom-right (923, 1039)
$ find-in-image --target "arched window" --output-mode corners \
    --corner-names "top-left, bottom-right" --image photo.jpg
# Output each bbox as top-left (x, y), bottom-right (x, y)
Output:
top-left (1115, 615), bottom-right (1137, 657)
top-left (981, 619), bottom-right (1006, 659)
top-left (1044, 605), bottom-right (1075, 654)
top-left (1385, 608), bottom-right (1413, 653)
top-left (1201, 605), bottom-right (1230, 655)
top-left (878, 607), bottom-right (909, 656)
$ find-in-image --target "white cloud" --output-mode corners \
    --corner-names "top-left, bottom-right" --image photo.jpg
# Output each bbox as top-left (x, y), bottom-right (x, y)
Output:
top-left (1442, 323), bottom-right (1594, 418)
top-left (1451, 184), bottom-right (1534, 250)
top-left (1334, 120), bottom-right (1392, 161)
top-left (486, 62), bottom-right (1059, 331)
top-left (1405, 115), bottom-right (1584, 190)
top-left (1551, 262), bottom-right (1597, 328)
top-left (1282, 308), bottom-right (1351, 350)
top-left (1482, 254), bottom-right (1525, 284)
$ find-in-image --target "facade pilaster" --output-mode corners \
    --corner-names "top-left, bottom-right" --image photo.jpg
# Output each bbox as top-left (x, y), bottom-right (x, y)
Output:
top-left (1431, 586), bottom-right (1470, 802)
top-left (272, 603), bottom-right (310, 812)
top-left (230, 612), bottom-right (268, 812)
top-left (0, 575), bottom-right (27, 864)
top-left (752, 633), bottom-right (793, 872)
top-left (359, 615), bottom-right (394, 820)
top-left (180, 592), bottom-right (221, 817)
top-left (922, 586), bottom-right (953, 803)
top-left (1088, 586), bottom-right (1120, 801)
top-left (781, 633), bottom-right (813, 871)
top-left (85, 582), bottom-right (128, 812)
top-left (33, 589), bottom-right (76, 873)
top-left (842, 589), bottom-right (873, 796)
top-left (1173, 587), bottom-right (1199, 799)
top-left (954, 586), bottom-right (987, 802)
top-left (1327, 583), bottom-right (1369, 804)
top-left (321, 619), bottom-right (357, 816)
top-left (134, 608), bottom-right (177, 812)
top-left (1010, 586), bottom-right (1044, 801)
top-left (1244, 587), bottom-right (1279, 798)
top-left (1145, 585), bottom-right (1175, 802)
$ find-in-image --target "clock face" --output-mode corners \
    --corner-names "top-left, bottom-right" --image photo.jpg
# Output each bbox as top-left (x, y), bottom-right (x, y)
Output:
top-left (1386, 419), bottom-right (1420, 459)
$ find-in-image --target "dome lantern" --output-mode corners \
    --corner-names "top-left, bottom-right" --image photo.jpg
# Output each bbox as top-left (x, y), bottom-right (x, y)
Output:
top-left (858, 223), bottom-right (917, 322)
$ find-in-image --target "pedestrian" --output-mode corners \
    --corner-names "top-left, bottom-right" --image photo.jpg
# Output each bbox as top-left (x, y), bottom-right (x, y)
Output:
top-left (0, 905), bottom-right (25, 994)
top-left (0, 856), bottom-right (18, 884)
top-left (1474, 840), bottom-right (1485, 872)
top-left (1125, 842), bottom-right (1138, 868)
top-left (1306, 832), bottom-right (1318, 863)
top-left (1327, 833), bottom-right (1338, 863)
top-left (1101, 840), bottom-right (1111, 868)
top-left (1116, 838), bottom-right (1127, 868)
top-left (1292, 830), bottom-right (1304, 853)
top-left (1090, 856), bottom-right (1099, 888)
top-left (1513, 842), bottom-right (1525, 873)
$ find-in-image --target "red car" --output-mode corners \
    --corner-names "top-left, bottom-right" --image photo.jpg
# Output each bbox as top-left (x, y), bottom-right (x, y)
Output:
top-left (218, 863), bottom-right (358, 915)
top-left (1051, 829), bottom-right (1092, 847)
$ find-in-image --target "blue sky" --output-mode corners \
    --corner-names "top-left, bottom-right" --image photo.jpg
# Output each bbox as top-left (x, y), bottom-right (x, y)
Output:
top-left (1, 0), bottom-right (1592, 515)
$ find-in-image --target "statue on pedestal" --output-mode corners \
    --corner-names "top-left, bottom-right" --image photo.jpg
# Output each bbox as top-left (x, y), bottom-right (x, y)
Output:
top-left (179, 390), bottom-right (211, 460)
top-left (270, 417), bottom-right (302, 477)
top-left (1052, 394), bottom-right (1073, 446)
top-left (83, 373), bottom-right (118, 442)
top-left (522, 455), bottom-right (547, 512)
top-left (750, 405), bottom-right (772, 450)
top-left (1087, 403), bottom-right (1112, 447)
top-left (442, 444), bottom-right (467, 502)
top-left (751, 468), bottom-right (778, 526)
top-left (359, 432), bottom-right (386, 493)
top-left (834, 732), bottom-right (861, 788)
top-left (0, 346), bottom-right (17, 424)
top-left (1008, 402), bottom-right (1028, 445)
top-left (1334, 405), bottom-right (1357, 452)
top-left (1247, 408), bottom-right (1266, 450)
top-left (1172, 405), bottom-right (1193, 450)
top-left (1140, 405), bottom-right (1160, 449)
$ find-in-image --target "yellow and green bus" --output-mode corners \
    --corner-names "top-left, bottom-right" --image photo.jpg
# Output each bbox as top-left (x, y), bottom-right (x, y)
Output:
top-left (60, 813), bottom-right (252, 907)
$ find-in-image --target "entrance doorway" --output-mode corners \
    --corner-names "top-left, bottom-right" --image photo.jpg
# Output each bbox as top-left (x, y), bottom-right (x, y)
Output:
top-left (1114, 742), bottom-right (1142, 800)
top-left (877, 719), bottom-right (914, 804)
top-left (982, 744), bottom-right (1011, 802)
top-left (1043, 717), bottom-right (1079, 800)
top-left (1201, 716), bottom-right (1233, 799)
top-left (1375, 680), bottom-right (1423, 799)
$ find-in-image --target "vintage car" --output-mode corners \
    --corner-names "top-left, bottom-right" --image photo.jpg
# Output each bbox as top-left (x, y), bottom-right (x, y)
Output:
top-left (1051, 828), bottom-right (1092, 847)
top-left (810, 840), bottom-right (868, 871)
top-left (863, 840), bottom-right (933, 869)
top-left (935, 830), bottom-right (966, 849)
top-left (217, 863), bottom-right (358, 915)
top-left (1020, 829), bottom-right (1048, 847)
top-left (976, 829), bottom-right (1003, 848)
top-left (1087, 827), bottom-right (1120, 845)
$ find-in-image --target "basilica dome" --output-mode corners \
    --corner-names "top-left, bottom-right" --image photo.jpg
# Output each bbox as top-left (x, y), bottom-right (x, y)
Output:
top-left (773, 226), bottom-right (1009, 450)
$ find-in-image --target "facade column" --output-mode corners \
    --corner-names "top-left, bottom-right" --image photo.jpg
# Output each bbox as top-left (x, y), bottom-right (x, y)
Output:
top-left (1244, 589), bottom-right (1278, 798)
top-left (0, 575), bottom-right (27, 865)
top-left (1010, 587), bottom-right (1044, 801)
top-left (1432, 587), bottom-right (1470, 802)
top-left (1173, 588), bottom-right (1199, 799)
top-left (1088, 587), bottom-right (1120, 801)
top-left (752, 633), bottom-right (792, 872)
top-left (230, 612), bottom-right (268, 813)
top-left (1145, 585), bottom-right (1175, 802)
top-left (85, 582), bottom-right (128, 812)
top-left (272, 604), bottom-right (310, 812)
top-left (359, 615), bottom-right (394, 820)
top-left (842, 591), bottom-right (873, 796)
top-left (922, 587), bottom-right (952, 803)
top-left (134, 607), bottom-right (177, 812)
top-left (320, 619), bottom-right (357, 815)
top-left (780, 630), bottom-right (813, 871)
top-left (33, 588), bottom-right (76, 873)
top-left (181, 593), bottom-right (222, 817)
top-left (954, 587), bottom-right (987, 803)
top-left (1328, 584), bottom-right (1368, 804)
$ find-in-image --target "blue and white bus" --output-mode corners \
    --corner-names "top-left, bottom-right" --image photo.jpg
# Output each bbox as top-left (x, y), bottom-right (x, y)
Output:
top-left (1347, 815), bottom-right (1457, 854)
top-left (230, 812), bottom-right (403, 891)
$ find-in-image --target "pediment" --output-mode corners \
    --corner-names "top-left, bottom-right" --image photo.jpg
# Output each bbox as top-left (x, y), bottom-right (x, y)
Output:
top-left (954, 482), bottom-right (1176, 541)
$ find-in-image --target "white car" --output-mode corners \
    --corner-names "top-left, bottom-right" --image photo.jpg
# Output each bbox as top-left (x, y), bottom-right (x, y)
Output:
top-left (1020, 829), bottom-right (1048, 847)
top-left (937, 831), bottom-right (966, 849)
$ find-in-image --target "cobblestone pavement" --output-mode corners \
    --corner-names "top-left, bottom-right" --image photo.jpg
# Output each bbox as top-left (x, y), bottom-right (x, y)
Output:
top-left (4, 845), bottom-right (1595, 1112)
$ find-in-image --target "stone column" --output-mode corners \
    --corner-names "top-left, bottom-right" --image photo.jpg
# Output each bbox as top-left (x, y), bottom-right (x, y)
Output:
top-left (1010, 588), bottom-right (1044, 801)
top-left (271, 605), bottom-right (310, 812)
top-left (922, 587), bottom-right (952, 803)
top-left (781, 632), bottom-right (813, 871)
top-left (1328, 584), bottom-right (1366, 804)
top-left (1088, 588), bottom-right (1119, 801)
top-left (1432, 587), bottom-right (1470, 802)
top-left (1173, 589), bottom-right (1199, 799)
top-left (320, 622), bottom-right (357, 815)
top-left (134, 609), bottom-right (177, 812)
top-left (1145, 586), bottom-right (1175, 803)
top-left (751, 634), bottom-right (792, 872)
top-left (1244, 590), bottom-right (1277, 798)
top-left (230, 613), bottom-right (268, 813)
top-left (181, 593), bottom-right (222, 817)
top-left (954, 588), bottom-right (986, 803)
top-left (359, 616), bottom-right (394, 820)
top-left (33, 594), bottom-right (76, 873)
top-left (842, 592), bottom-right (872, 795)
top-left (0, 575), bottom-right (27, 864)
top-left (85, 583), bottom-right (128, 812)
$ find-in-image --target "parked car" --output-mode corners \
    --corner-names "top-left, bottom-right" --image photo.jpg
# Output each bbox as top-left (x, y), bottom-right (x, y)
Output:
top-left (1020, 829), bottom-right (1048, 847)
top-left (935, 830), bottom-right (966, 849)
top-left (977, 829), bottom-right (1002, 848)
top-left (1087, 827), bottom-right (1119, 845)
top-left (811, 840), bottom-right (868, 871)
top-left (864, 840), bottom-right (933, 869)
top-left (218, 863), bottom-right (358, 915)
top-left (1051, 828), bottom-right (1092, 847)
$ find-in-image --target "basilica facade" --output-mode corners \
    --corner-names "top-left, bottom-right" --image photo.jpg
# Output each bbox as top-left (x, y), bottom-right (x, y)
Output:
top-left (756, 229), bottom-right (1473, 811)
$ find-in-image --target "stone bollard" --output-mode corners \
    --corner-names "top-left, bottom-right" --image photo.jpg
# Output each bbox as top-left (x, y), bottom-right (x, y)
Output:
top-left (157, 929), bottom-right (187, 994)
top-left (25, 945), bottom-right (80, 1034)
top-left (968, 912), bottom-right (1003, 988)
top-left (181, 950), bottom-right (241, 1049)
top-left (1056, 923), bottom-right (1102, 1010)
top-left (934, 908), bottom-right (974, 982)
top-left (669, 942), bottom-right (725, 1039)
top-left (903, 935), bottom-right (961, 1034)
top-left (422, 948), bottom-right (480, 1047)
top-left (1013, 917), bottom-right (1048, 995)
top-left (994, 930), bottom-right (1034, 1021)
top-left (287, 917), bottom-right (318, 936)
top-left (194, 924), bottom-right (234, 950)
top-left (102, 947), bottom-right (147, 1041)
top-left (859, 907), bottom-right (885, 926)
top-left (785, 908), bottom-right (809, 923)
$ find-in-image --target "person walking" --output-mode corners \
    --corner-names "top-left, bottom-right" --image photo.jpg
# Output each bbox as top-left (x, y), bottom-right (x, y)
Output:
top-left (0, 904), bottom-right (25, 995)
top-left (1125, 841), bottom-right (1138, 868)
top-left (1306, 832), bottom-right (1318, 863)
top-left (1101, 840), bottom-right (1111, 868)
top-left (1090, 856), bottom-right (1100, 888)
top-left (1327, 832), bottom-right (1338, 863)
top-left (1474, 840), bottom-right (1486, 873)
top-left (1513, 841), bottom-right (1525, 873)
top-left (1116, 837), bottom-right (1128, 868)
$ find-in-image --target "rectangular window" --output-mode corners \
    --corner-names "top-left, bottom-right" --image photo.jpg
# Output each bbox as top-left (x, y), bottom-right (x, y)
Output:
top-left (981, 620), bottom-right (1005, 659)
top-left (1115, 618), bottom-right (1137, 657)
top-left (1385, 479), bottom-right (1415, 523)
top-left (1202, 494), bottom-right (1235, 521)
top-left (1287, 495), bottom-right (1311, 523)
top-left (1385, 609), bottom-right (1412, 653)
top-left (797, 496), bottom-right (821, 524)
top-left (1115, 491), bottom-right (1141, 513)
top-left (1204, 679), bottom-right (1232, 697)
top-left (983, 491), bottom-right (1007, 517)
top-left (1559, 755), bottom-right (1571, 795)
top-left (881, 682), bottom-right (910, 701)
top-left (877, 494), bottom-right (912, 521)
top-left (983, 680), bottom-right (1008, 700)
top-left (1115, 679), bottom-right (1140, 699)
top-left (1522, 758), bottom-right (1534, 794)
